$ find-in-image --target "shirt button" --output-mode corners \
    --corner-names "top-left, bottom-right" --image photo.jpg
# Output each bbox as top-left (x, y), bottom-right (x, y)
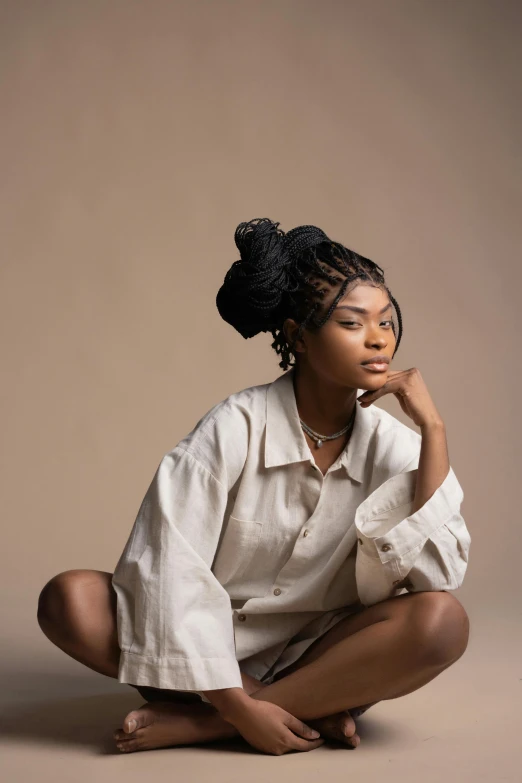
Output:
top-left (237, 614), bottom-right (246, 621)
top-left (357, 537), bottom-right (363, 545)
top-left (273, 588), bottom-right (282, 596)
top-left (392, 579), bottom-right (400, 585)
top-left (381, 544), bottom-right (392, 552)
top-left (303, 529), bottom-right (309, 537)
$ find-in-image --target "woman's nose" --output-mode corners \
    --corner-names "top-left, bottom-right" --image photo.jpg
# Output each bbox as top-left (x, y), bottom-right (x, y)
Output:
top-left (367, 335), bottom-right (387, 347)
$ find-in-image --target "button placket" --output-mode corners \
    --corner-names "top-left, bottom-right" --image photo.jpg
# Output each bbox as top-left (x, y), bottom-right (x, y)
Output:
top-left (310, 463), bottom-right (324, 482)
top-left (271, 470), bottom-right (326, 587)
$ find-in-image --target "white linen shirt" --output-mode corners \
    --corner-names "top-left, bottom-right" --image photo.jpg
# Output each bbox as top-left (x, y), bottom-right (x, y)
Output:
top-left (112, 367), bottom-right (470, 699)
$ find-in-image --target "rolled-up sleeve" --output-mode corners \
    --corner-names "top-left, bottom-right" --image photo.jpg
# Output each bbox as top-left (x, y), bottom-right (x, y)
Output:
top-left (111, 446), bottom-right (243, 692)
top-left (354, 465), bottom-right (471, 607)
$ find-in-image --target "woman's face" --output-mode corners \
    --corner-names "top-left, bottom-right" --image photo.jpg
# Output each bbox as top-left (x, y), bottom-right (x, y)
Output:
top-left (284, 282), bottom-right (397, 389)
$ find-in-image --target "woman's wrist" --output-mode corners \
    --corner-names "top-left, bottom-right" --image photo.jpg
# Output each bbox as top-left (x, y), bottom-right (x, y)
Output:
top-left (419, 416), bottom-right (445, 431)
top-left (200, 686), bottom-right (252, 720)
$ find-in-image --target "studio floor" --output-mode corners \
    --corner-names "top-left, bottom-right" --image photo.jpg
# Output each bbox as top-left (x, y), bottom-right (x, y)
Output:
top-left (1, 602), bottom-right (519, 783)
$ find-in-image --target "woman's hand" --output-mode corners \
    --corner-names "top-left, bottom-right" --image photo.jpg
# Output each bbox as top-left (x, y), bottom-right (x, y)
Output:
top-left (221, 697), bottom-right (325, 756)
top-left (357, 368), bottom-right (443, 428)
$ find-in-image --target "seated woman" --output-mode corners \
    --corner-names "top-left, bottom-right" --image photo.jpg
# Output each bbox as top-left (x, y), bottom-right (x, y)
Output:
top-left (37, 217), bottom-right (470, 757)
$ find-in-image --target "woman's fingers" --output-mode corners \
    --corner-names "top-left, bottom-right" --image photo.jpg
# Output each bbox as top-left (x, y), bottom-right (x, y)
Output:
top-left (286, 714), bottom-right (321, 740)
top-left (285, 729), bottom-right (326, 752)
top-left (282, 714), bottom-right (326, 751)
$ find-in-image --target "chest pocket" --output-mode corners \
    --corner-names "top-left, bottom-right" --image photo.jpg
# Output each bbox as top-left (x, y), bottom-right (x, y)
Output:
top-left (212, 515), bottom-right (264, 586)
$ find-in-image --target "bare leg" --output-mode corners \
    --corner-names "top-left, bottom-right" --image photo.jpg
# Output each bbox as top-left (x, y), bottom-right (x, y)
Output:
top-left (253, 589), bottom-right (470, 719)
top-left (36, 568), bottom-right (357, 746)
top-left (37, 571), bottom-right (469, 752)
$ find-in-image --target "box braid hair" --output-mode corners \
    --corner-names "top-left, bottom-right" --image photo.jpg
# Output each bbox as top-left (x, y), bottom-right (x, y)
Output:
top-left (216, 217), bottom-right (403, 371)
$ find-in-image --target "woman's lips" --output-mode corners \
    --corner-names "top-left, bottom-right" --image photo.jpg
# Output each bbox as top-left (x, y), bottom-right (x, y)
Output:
top-left (361, 362), bottom-right (388, 372)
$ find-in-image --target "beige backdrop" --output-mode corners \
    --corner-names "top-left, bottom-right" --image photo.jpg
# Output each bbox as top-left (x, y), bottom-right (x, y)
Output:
top-left (2, 0), bottom-right (520, 780)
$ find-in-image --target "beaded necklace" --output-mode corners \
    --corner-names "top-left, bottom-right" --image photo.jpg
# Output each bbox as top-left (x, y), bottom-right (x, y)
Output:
top-left (299, 405), bottom-right (356, 449)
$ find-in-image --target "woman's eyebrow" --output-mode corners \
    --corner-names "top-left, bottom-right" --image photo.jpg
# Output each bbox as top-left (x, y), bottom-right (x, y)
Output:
top-left (335, 303), bottom-right (393, 314)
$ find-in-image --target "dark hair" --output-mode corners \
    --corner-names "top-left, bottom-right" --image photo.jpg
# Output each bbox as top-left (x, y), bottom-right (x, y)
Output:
top-left (216, 217), bottom-right (403, 371)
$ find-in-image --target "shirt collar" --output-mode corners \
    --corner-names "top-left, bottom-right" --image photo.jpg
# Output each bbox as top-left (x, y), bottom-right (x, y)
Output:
top-left (264, 367), bottom-right (374, 482)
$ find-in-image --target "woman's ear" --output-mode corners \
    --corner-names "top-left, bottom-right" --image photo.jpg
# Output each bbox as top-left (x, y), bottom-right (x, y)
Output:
top-left (283, 318), bottom-right (306, 355)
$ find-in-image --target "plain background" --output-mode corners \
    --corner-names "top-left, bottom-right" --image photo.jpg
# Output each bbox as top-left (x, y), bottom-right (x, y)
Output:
top-left (1, 0), bottom-right (520, 780)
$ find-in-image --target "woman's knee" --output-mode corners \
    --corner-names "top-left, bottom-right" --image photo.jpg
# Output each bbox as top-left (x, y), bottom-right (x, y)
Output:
top-left (405, 591), bottom-right (470, 667)
top-left (37, 569), bottom-right (113, 630)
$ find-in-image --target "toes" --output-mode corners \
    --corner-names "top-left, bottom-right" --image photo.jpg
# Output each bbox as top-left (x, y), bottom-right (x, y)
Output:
top-left (122, 707), bottom-right (152, 734)
top-left (342, 731), bottom-right (360, 748)
top-left (339, 711), bottom-right (360, 747)
top-left (348, 732), bottom-right (360, 747)
top-left (311, 714), bottom-right (360, 749)
top-left (339, 710), bottom-right (356, 734)
top-left (123, 714), bottom-right (139, 733)
top-left (114, 728), bottom-right (142, 741)
top-left (115, 733), bottom-right (146, 752)
top-left (116, 739), bottom-right (141, 753)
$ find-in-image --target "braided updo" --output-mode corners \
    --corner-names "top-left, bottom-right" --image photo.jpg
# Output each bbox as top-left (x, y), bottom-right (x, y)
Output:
top-left (216, 217), bottom-right (403, 371)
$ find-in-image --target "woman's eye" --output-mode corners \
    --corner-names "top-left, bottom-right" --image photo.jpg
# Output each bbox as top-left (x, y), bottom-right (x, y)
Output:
top-left (340, 320), bottom-right (393, 327)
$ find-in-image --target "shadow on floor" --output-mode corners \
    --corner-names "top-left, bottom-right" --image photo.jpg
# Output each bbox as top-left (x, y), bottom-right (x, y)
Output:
top-left (0, 671), bottom-right (401, 755)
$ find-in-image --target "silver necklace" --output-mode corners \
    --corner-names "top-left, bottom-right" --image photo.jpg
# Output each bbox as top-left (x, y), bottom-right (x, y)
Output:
top-left (299, 407), bottom-right (356, 449)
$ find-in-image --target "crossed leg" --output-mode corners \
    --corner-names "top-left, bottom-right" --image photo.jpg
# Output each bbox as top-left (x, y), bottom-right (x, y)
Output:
top-left (37, 569), bottom-right (470, 752)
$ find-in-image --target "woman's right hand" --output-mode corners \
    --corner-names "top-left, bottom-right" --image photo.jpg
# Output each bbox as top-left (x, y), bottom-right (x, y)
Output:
top-left (222, 696), bottom-right (325, 756)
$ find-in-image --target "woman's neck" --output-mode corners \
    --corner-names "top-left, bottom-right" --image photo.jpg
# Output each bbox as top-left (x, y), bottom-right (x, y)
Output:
top-left (292, 364), bottom-right (357, 435)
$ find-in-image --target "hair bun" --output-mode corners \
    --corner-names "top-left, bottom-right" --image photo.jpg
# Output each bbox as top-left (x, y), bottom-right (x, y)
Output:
top-left (216, 218), bottom-right (332, 339)
top-left (216, 218), bottom-right (293, 338)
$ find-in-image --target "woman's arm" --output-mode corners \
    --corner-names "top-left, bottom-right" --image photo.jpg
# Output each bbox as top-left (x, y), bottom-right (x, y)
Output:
top-left (355, 368), bottom-right (470, 605)
top-left (112, 448), bottom-right (244, 694)
top-left (358, 367), bottom-right (450, 512)
top-left (412, 419), bottom-right (449, 514)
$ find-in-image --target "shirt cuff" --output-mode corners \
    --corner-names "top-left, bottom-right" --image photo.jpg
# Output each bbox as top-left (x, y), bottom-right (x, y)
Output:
top-left (354, 466), bottom-right (463, 563)
top-left (117, 651), bottom-right (244, 692)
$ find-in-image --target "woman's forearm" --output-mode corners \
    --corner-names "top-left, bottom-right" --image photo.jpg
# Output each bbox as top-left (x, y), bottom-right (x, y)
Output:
top-left (412, 420), bottom-right (449, 514)
top-left (201, 685), bottom-right (252, 717)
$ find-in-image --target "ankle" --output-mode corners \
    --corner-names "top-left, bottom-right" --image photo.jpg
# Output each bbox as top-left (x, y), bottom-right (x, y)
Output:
top-left (207, 705), bottom-right (242, 738)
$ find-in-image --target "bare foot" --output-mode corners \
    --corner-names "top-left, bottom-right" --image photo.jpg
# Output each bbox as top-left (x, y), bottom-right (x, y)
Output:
top-left (113, 693), bottom-right (373, 752)
top-left (307, 710), bottom-right (361, 748)
top-left (113, 701), bottom-right (238, 753)
top-left (248, 677), bottom-right (366, 749)
top-left (308, 701), bottom-right (380, 747)
top-left (246, 674), bottom-right (365, 749)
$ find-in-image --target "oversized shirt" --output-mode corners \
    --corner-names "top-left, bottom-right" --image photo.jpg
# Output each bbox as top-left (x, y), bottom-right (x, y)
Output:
top-left (112, 367), bottom-right (471, 700)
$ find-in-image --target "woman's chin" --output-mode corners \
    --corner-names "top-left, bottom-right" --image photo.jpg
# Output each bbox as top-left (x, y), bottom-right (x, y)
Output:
top-left (358, 372), bottom-right (389, 387)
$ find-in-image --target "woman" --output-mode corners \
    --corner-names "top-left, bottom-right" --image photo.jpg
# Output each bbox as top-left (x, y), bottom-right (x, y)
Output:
top-left (37, 218), bottom-right (471, 756)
